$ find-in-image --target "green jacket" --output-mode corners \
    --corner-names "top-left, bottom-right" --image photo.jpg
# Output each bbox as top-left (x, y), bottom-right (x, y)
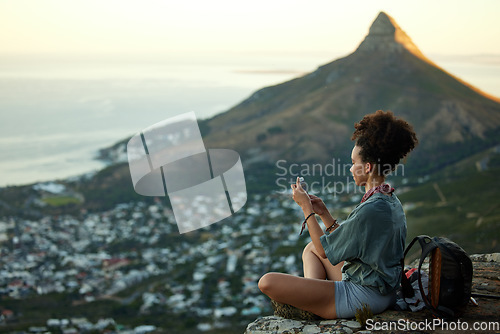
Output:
top-left (320, 192), bottom-right (406, 295)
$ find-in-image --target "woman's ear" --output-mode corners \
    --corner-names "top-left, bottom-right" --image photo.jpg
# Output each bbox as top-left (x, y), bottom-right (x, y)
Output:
top-left (365, 162), bottom-right (372, 173)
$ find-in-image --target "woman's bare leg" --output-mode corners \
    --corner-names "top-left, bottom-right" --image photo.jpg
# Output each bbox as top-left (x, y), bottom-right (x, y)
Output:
top-left (259, 272), bottom-right (337, 319)
top-left (302, 241), bottom-right (343, 281)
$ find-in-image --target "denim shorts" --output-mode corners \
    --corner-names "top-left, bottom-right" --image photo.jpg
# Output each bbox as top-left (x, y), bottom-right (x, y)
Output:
top-left (334, 281), bottom-right (396, 318)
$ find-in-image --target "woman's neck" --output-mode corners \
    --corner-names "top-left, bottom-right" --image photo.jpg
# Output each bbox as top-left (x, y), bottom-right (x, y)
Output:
top-left (365, 176), bottom-right (386, 193)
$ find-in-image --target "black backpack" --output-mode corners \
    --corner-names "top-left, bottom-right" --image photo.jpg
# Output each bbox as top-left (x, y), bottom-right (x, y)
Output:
top-left (401, 235), bottom-right (473, 318)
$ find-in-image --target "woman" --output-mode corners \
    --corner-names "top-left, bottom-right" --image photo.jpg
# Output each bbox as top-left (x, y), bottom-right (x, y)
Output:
top-left (258, 110), bottom-right (418, 319)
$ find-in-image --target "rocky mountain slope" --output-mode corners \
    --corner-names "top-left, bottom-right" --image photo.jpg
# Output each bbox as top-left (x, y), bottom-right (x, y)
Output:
top-left (203, 12), bottom-right (500, 173)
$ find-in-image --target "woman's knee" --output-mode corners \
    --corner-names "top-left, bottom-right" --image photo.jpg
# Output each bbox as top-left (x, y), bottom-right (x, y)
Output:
top-left (259, 273), bottom-right (272, 293)
top-left (258, 272), bottom-right (279, 295)
top-left (302, 241), bottom-right (316, 260)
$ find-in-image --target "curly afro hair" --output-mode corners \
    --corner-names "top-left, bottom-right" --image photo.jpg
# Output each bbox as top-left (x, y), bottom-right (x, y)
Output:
top-left (352, 110), bottom-right (418, 175)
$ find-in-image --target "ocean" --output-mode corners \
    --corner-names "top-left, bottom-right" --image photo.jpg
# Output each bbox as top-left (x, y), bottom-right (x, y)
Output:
top-left (1, 53), bottom-right (499, 187)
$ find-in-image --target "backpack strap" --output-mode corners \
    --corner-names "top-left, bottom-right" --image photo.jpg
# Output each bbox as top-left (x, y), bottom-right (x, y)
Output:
top-left (414, 236), bottom-right (437, 311)
top-left (401, 236), bottom-right (425, 299)
top-left (401, 236), bottom-right (428, 300)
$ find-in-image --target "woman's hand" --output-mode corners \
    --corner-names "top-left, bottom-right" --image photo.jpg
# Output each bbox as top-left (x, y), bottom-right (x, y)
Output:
top-left (308, 194), bottom-right (328, 216)
top-left (291, 177), bottom-right (312, 211)
top-left (309, 194), bottom-right (335, 226)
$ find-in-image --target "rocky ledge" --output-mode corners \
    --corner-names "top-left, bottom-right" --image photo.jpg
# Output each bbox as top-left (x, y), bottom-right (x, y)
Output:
top-left (245, 253), bottom-right (500, 334)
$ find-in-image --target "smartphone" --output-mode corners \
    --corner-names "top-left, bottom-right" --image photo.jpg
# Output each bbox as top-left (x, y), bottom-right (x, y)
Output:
top-left (298, 177), bottom-right (308, 192)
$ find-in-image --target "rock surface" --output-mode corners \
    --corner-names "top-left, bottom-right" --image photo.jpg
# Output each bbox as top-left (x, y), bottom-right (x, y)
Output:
top-left (355, 11), bottom-right (428, 61)
top-left (245, 253), bottom-right (500, 334)
top-left (245, 316), bottom-right (363, 334)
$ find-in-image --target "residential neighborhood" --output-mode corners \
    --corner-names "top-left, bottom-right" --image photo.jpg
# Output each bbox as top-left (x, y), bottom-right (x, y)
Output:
top-left (0, 181), bottom-right (355, 333)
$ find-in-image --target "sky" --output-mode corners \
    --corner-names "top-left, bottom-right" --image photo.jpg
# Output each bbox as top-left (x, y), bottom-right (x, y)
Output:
top-left (1, 0), bottom-right (500, 59)
top-left (0, 0), bottom-right (499, 187)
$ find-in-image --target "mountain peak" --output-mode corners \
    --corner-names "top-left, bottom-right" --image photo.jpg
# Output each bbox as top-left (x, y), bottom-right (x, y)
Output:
top-left (356, 11), bottom-right (427, 60)
top-left (369, 11), bottom-right (397, 35)
top-left (355, 11), bottom-right (499, 102)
